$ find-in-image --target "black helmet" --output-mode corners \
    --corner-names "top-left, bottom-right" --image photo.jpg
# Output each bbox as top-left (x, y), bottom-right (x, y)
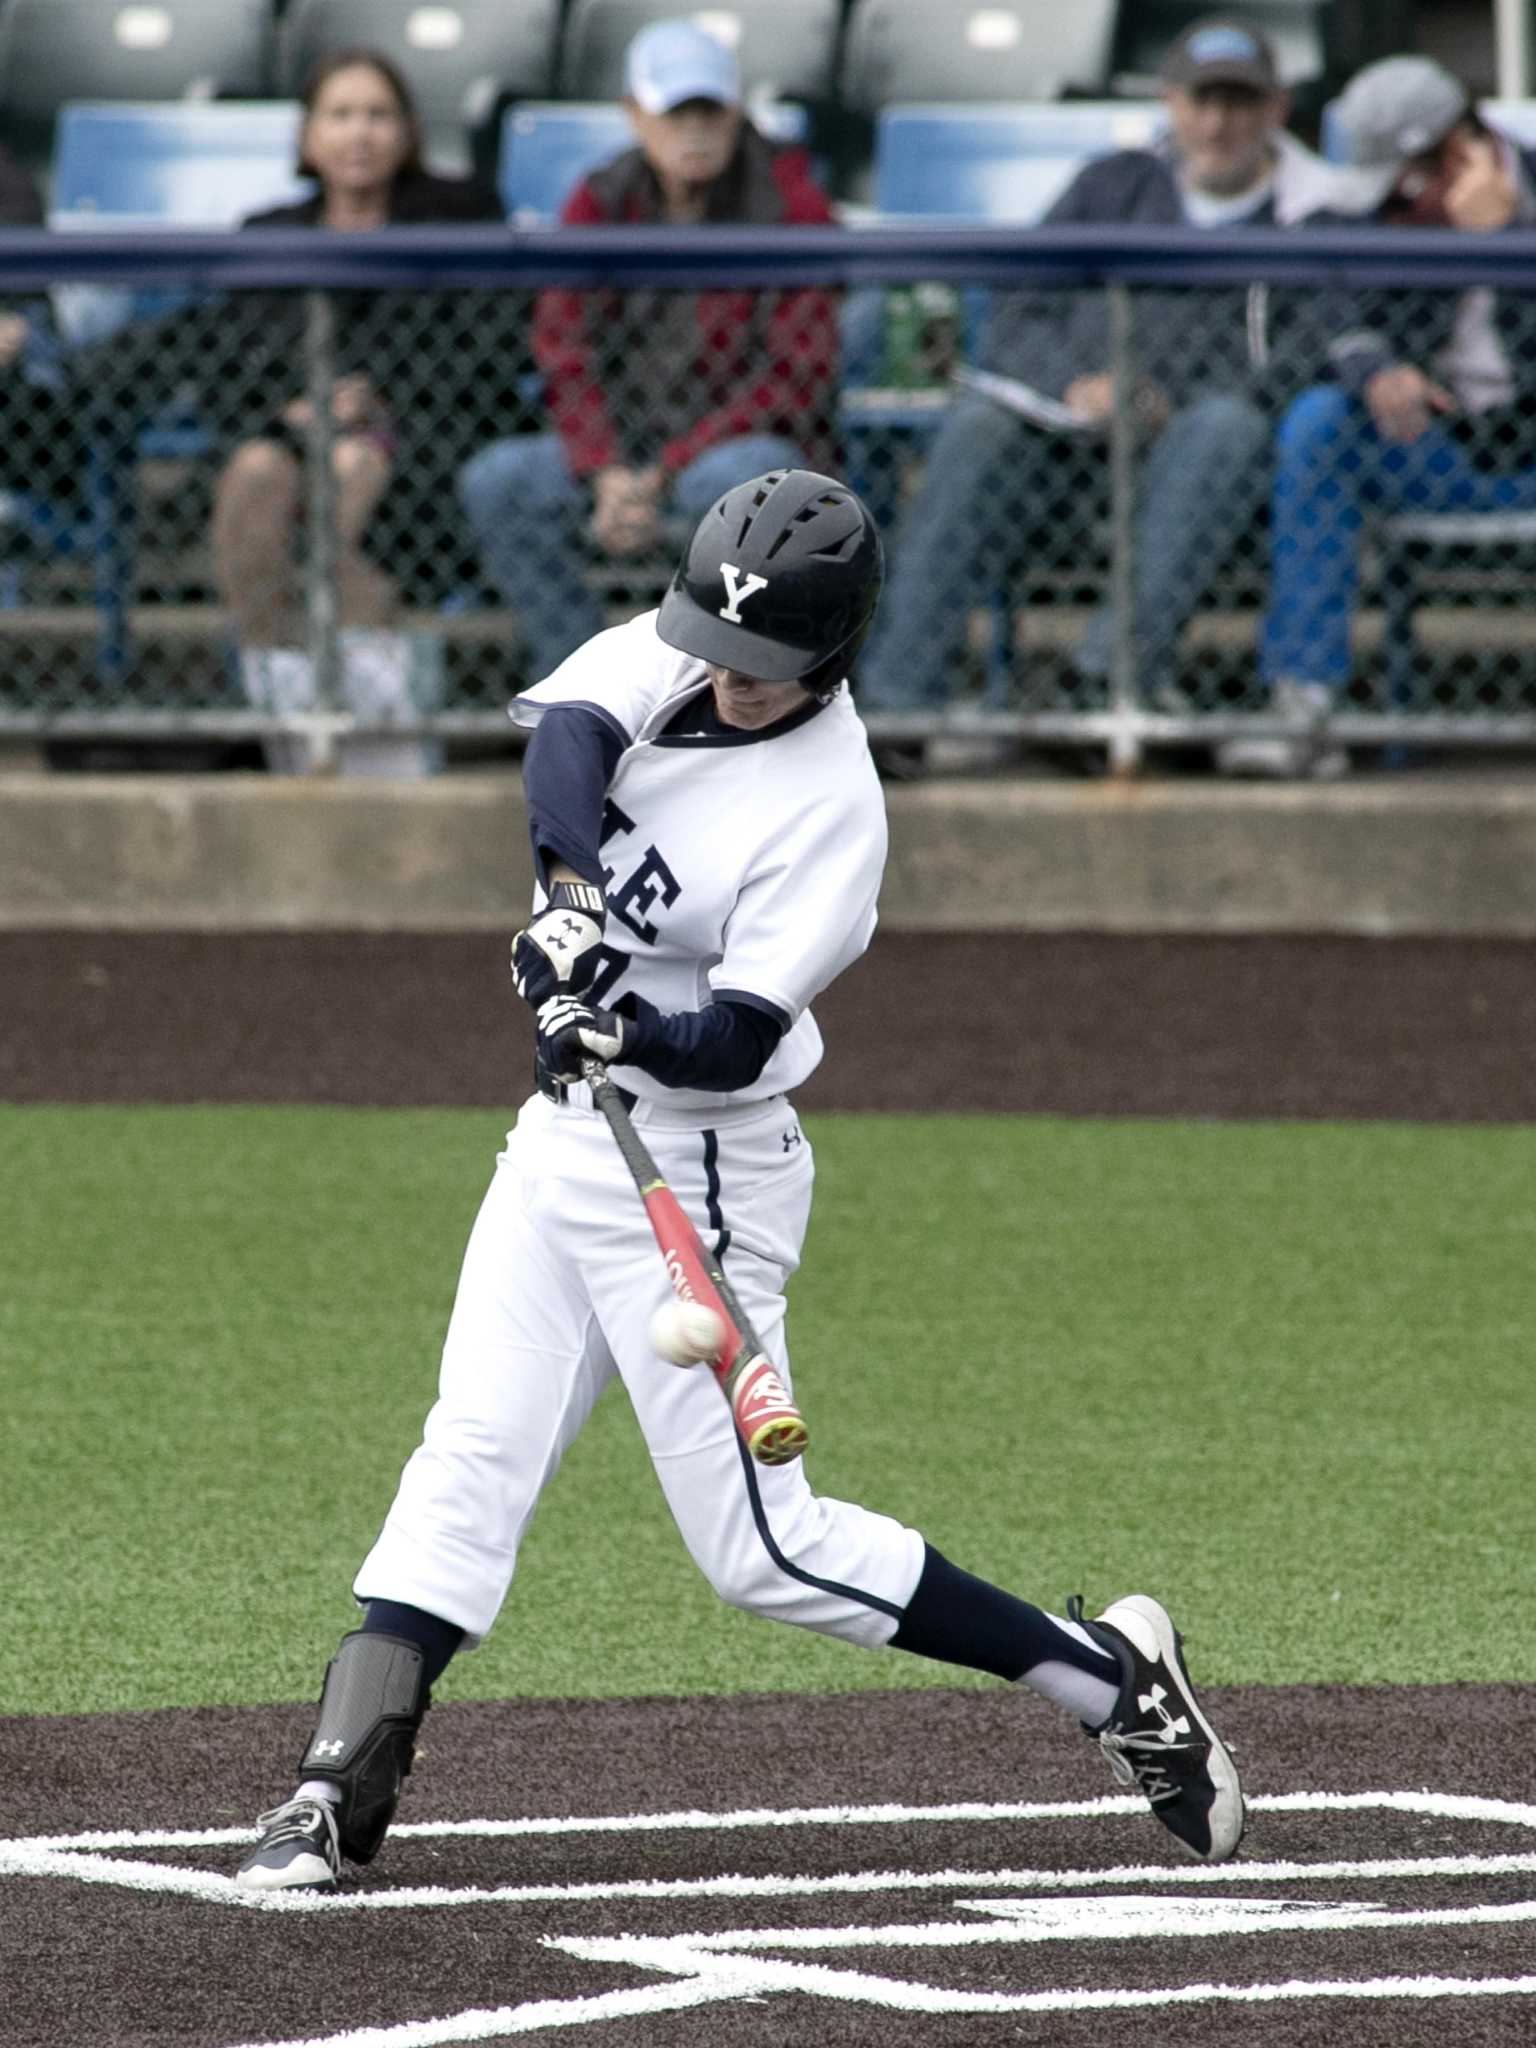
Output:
top-left (656, 469), bottom-right (883, 696)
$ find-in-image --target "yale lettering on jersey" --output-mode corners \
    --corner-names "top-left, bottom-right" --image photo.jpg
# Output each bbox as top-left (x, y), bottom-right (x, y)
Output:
top-left (718, 562), bottom-right (768, 623)
top-left (609, 844), bottom-right (682, 944)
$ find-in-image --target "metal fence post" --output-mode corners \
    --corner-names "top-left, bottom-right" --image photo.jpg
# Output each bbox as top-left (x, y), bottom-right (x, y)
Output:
top-left (302, 287), bottom-right (340, 774)
top-left (1106, 280), bottom-right (1141, 775)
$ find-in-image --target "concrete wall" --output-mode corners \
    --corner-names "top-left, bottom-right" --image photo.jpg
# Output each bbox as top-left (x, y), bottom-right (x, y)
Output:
top-left (5, 772), bottom-right (1536, 935)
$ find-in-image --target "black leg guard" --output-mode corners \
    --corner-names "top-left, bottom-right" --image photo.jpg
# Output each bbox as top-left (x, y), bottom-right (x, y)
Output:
top-left (299, 1631), bottom-right (429, 1863)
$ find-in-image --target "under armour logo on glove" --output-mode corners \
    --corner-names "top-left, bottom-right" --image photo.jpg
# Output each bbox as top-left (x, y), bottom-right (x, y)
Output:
top-left (536, 994), bottom-right (625, 1079)
top-left (511, 880), bottom-right (607, 1008)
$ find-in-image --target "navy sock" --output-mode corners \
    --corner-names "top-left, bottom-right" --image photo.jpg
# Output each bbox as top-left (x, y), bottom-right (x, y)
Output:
top-left (362, 1599), bottom-right (464, 1688)
top-left (889, 1545), bottom-right (1121, 1686)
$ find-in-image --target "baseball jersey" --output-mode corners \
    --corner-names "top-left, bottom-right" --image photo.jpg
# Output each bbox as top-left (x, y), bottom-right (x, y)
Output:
top-left (510, 610), bottom-right (887, 1112)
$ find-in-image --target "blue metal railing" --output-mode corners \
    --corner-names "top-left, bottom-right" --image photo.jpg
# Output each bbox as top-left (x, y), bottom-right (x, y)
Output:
top-left (7, 221), bottom-right (1536, 291)
top-left (4, 222), bottom-right (1535, 760)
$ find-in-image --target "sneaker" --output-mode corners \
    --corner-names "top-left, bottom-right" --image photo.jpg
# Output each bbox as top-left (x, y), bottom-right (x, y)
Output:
top-left (1069, 1592), bottom-right (1245, 1862)
top-left (1217, 731), bottom-right (1350, 779)
top-left (235, 1794), bottom-right (341, 1892)
top-left (1216, 678), bottom-right (1348, 781)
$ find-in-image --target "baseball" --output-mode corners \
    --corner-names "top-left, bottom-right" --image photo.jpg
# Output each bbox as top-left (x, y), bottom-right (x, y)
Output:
top-left (649, 1299), bottom-right (726, 1367)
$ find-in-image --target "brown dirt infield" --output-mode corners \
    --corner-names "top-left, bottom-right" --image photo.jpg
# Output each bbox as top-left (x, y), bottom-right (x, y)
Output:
top-left (4, 930), bottom-right (1535, 2047)
top-left (4, 929), bottom-right (1536, 1118)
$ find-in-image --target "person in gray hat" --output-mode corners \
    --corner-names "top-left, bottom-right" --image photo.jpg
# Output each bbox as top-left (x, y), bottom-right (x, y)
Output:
top-left (858, 16), bottom-right (1342, 774)
top-left (1236, 56), bottom-right (1536, 776)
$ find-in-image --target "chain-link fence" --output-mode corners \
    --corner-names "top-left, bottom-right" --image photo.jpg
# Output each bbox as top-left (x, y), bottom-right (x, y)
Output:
top-left (3, 224), bottom-right (1536, 772)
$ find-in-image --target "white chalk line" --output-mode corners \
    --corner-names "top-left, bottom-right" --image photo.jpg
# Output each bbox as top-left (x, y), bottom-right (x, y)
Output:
top-left (575, 1891), bottom-right (1536, 1952)
top-left (221, 1966), bottom-right (1536, 2048)
top-left (12, 1784), bottom-right (1536, 1856)
top-left (3, 1790), bottom-right (1536, 1914)
top-left (3, 1789), bottom-right (1532, 2046)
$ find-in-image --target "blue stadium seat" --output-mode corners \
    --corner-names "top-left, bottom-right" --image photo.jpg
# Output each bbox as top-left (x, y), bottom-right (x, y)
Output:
top-left (50, 101), bottom-right (305, 232)
top-left (872, 102), bottom-right (1166, 222)
top-left (841, 0), bottom-right (1117, 114)
top-left (0, 0), bottom-right (274, 159)
top-left (499, 97), bottom-right (808, 226)
top-left (499, 103), bottom-right (638, 226)
top-left (559, 0), bottom-right (841, 106)
top-left (49, 103), bottom-right (306, 345)
top-left (278, 0), bottom-right (562, 172)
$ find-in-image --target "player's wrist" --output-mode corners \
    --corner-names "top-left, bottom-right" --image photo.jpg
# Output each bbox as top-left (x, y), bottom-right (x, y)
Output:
top-left (547, 877), bottom-right (607, 928)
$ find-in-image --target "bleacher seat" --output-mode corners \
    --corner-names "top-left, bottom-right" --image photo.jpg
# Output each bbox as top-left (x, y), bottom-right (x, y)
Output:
top-left (872, 102), bottom-right (1166, 222)
top-left (558, 0), bottom-right (841, 107)
top-left (840, 0), bottom-right (1117, 115)
top-left (0, 0), bottom-right (274, 161)
top-left (1111, 0), bottom-right (1328, 92)
top-left (49, 102), bottom-right (305, 346)
top-left (49, 100), bottom-right (305, 232)
top-left (46, 101), bottom-right (308, 683)
top-left (278, 0), bottom-right (561, 171)
top-left (499, 96), bottom-right (808, 225)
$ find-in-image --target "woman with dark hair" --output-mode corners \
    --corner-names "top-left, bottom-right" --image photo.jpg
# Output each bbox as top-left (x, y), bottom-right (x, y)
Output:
top-left (212, 47), bottom-right (510, 773)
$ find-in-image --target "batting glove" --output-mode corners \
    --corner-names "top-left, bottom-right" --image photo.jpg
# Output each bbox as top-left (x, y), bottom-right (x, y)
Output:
top-left (536, 994), bottom-right (626, 1080)
top-left (511, 880), bottom-right (606, 1008)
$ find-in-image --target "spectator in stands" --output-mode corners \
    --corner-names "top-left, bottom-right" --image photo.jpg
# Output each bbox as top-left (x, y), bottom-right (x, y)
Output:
top-left (1240, 57), bottom-right (1536, 777)
top-left (211, 47), bottom-right (508, 774)
top-left (0, 141), bottom-right (82, 563)
top-left (857, 18), bottom-right (1340, 776)
top-left (458, 18), bottom-right (839, 680)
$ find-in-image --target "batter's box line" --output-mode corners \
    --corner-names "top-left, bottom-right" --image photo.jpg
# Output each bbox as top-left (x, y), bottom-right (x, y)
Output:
top-left (2, 1790), bottom-right (1536, 1914)
top-left (13, 1785), bottom-right (1536, 1857)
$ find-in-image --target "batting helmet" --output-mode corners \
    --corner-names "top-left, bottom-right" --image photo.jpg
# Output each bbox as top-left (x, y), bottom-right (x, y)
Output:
top-left (656, 469), bottom-right (883, 697)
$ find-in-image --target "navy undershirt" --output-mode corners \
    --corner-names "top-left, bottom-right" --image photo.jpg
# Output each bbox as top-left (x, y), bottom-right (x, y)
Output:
top-left (522, 700), bottom-right (788, 1091)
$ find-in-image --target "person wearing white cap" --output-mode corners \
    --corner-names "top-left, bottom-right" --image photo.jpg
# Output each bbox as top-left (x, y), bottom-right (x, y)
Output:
top-left (1239, 57), bottom-right (1536, 776)
top-left (459, 19), bottom-right (840, 680)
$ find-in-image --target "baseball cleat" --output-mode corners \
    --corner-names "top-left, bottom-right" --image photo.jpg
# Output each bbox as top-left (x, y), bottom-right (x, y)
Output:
top-left (1069, 1592), bottom-right (1245, 1862)
top-left (235, 1795), bottom-right (342, 1892)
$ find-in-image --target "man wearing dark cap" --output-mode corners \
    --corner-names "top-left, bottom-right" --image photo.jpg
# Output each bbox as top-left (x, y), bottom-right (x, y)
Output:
top-left (1245, 56), bottom-right (1536, 774)
top-left (860, 17), bottom-right (1340, 771)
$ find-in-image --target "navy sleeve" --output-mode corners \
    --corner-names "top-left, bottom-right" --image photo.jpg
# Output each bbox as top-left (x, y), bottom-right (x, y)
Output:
top-left (522, 703), bottom-right (627, 889)
top-left (620, 994), bottom-right (785, 1092)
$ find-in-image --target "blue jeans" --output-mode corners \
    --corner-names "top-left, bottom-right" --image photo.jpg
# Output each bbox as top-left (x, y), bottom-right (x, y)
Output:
top-left (859, 390), bottom-right (1270, 708)
top-left (458, 431), bottom-right (801, 678)
top-left (1263, 384), bottom-right (1536, 688)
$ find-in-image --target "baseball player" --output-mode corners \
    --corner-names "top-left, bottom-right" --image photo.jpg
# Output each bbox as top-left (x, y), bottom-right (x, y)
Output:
top-left (236, 470), bottom-right (1244, 1891)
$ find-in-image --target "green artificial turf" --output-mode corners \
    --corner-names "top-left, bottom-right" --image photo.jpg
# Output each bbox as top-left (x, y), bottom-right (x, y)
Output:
top-left (2, 1103), bottom-right (1532, 1717)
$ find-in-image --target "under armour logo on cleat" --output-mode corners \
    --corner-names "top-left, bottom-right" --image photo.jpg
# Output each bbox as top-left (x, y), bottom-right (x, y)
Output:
top-left (311, 1739), bottom-right (346, 1759)
top-left (1138, 1683), bottom-right (1192, 1744)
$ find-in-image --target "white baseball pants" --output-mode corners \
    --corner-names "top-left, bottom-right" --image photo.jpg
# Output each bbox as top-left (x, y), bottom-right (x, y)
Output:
top-left (354, 1087), bottom-right (926, 1645)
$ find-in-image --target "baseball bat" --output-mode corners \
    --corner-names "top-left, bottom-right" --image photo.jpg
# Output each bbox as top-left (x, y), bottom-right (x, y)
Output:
top-left (581, 1059), bottom-right (809, 1466)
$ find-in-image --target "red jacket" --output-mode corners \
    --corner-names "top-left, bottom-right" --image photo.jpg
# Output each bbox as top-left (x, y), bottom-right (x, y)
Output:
top-left (533, 125), bottom-right (840, 478)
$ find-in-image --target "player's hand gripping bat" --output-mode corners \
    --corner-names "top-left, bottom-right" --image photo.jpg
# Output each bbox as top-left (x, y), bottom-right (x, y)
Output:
top-left (581, 1059), bottom-right (809, 1465)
